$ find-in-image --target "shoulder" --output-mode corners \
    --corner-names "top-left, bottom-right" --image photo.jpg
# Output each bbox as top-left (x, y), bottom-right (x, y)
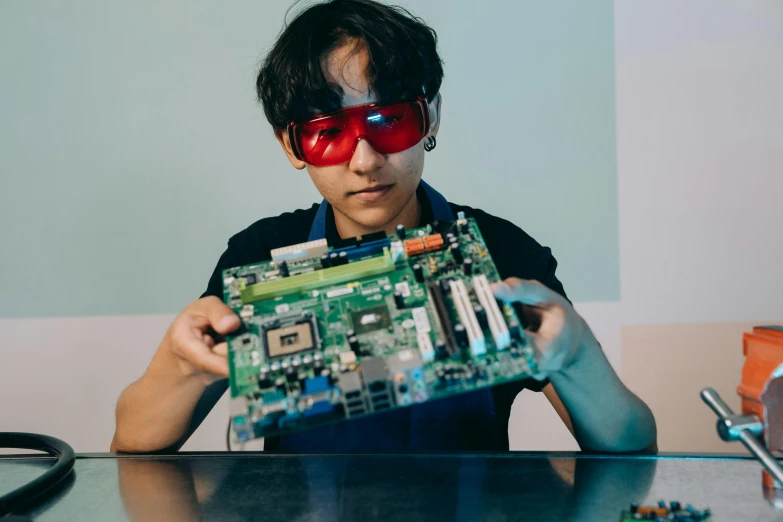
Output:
top-left (226, 204), bottom-right (319, 263)
top-left (448, 202), bottom-right (568, 301)
top-left (449, 203), bottom-right (546, 275)
top-left (200, 204), bottom-right (318, 299)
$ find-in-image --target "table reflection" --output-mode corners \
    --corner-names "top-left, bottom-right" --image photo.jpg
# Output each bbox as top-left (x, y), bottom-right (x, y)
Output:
top-left (117, 454), bottom-right (657, 521)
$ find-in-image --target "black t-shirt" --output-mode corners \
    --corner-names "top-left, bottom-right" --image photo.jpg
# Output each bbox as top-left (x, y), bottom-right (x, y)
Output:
top-left (180, 186), bottom-right (568, 453)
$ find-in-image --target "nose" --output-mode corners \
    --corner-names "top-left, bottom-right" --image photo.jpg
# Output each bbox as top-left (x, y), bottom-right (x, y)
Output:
top-left (349, 138), bottom-right (386, 174)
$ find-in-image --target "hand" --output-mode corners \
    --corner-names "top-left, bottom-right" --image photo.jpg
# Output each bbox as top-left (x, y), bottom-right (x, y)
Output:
top-left (162, 296), bottom-right (240, 383)
top-left (492, 278), bottom-right (590, 374)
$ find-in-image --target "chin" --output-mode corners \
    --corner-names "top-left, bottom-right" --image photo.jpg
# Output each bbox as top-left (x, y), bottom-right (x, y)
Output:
top-left (348, 207), bottom-right (402, 232)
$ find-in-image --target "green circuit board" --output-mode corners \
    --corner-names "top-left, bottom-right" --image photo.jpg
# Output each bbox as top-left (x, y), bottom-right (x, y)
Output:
top-left (223, 213), bottom-right (543, 443)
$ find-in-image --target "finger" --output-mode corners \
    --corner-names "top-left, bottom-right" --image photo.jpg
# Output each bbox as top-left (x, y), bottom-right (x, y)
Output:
top-left (179, 336), bottom-right (229, 377)
top-left (520, 303), bottom-right (542, 331)
top-left (202, 333), bottom-right (216, 349)
top-left (213, 342), bottom-right (228, 358)
top-left (492, 278), bottom-right (559, 307)
top-left (520, 329), bottom-right (546, 363)
top-left (198, 296), bottom-right (241, 334)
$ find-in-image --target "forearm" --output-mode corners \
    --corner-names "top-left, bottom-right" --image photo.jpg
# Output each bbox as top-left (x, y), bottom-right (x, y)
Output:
top-left (549, 337), bottom-right (657, 453)
top-left (111, 344), bottom-right (207, 453)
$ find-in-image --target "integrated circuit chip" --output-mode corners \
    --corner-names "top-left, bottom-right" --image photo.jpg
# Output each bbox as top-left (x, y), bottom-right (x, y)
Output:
top-left (351, 305), bottom-right (391, 334)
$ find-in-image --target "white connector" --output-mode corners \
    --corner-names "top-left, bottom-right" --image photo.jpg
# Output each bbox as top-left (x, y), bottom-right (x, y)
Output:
top-left (449, 279), bottom-right (486, 356)
top-left (472, 275), bottom-right (510, 349)
top-left (271, 238), bottom-right (328, 263)
top-left (416, 332), bottom-right (435, 362)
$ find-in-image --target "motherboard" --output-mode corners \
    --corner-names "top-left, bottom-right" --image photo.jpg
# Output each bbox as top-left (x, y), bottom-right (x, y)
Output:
top-left (223, 212), bottom-right (543, 443)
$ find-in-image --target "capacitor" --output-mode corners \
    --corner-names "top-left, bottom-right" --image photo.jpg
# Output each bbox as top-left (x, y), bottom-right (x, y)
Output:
top-left (396, 224), bottom-right (406, 239)
top-left (279, 261), bottom-right (290, 277)
top-left (429, 258), bottom-right (439, 275)
top-left (329, 252), bottom-right (339, 266)
top-left (257, 368), bottom-right (273, 389)
top-left (348, 335), bottom-right (360, 354)
top-left (338, 251), bottom-right (348, 265)
top-left (451, 242), bottom-right (463, 264)
top-left (445, 233), bottom-right (456, 243)
top-left (454, 323), bottom-right (467, 347)
top-left (459, 220), bottom-right (469, 234)
top-left (412, 263), bottom-right (424, 283)
top-left (394, 290), bottom-right (405, 309)
top-left (473, 304), bottom-right (487, 328)
top-left (346, 329), bottom-right (356, 339)
top-left (435, 340), bottom-right (448, 360)
top-left (440, 278), bottom-right (452, 294)
top-left (320, 254), bottom-right (331, 268)
top-left (508, 321), bottom-right (523, 341)
top-left (463, 258), bottom-right (473, 275)
top-left (285, 367), bottom-right (297, 382)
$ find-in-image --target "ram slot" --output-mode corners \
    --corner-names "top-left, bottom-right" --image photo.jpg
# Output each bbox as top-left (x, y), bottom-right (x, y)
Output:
top-left (472, 275), bottom-right (510, 349)
top-left (426, 281), bottom-right (457, 355)
top-left (449, 280), bottom-right (486, 356)
top-left (241, 248), bottom-right (394, 303)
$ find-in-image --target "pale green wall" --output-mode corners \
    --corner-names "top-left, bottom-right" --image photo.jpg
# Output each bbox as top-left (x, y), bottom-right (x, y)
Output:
top-left (0, 0), bottom-right (618, 318)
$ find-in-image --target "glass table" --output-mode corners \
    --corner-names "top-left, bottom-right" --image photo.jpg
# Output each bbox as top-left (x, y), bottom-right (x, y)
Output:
top-left (2, 451), bottom-right (781, 521)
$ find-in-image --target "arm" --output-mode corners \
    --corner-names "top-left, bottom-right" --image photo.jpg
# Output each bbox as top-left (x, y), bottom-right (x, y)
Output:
top-left (494, 279), bottom-right (657, 453)
top-left (111, 297), bottom-right (239, 453)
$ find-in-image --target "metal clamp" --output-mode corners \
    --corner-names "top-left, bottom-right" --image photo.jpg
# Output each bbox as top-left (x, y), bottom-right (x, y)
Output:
top-left (701, 387), bottom-right (783, 486)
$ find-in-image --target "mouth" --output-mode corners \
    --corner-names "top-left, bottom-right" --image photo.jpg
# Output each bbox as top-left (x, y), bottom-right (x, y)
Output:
top-left (349, 184), bottom-right (394, 201)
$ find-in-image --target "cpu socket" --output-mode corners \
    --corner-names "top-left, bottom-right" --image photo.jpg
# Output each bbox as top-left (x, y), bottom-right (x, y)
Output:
top-left (261, 312), bottom-right (320, 359)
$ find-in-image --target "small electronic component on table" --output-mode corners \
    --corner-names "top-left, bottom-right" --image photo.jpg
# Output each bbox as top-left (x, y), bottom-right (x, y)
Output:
top-left (223, 213), bottom-right (543, 443)
top-left (620, 500), bottom-right (711, 521)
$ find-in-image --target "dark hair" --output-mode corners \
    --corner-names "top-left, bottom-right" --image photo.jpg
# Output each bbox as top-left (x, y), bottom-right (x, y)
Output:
top-left (256, 0), bottom-right (444, 130)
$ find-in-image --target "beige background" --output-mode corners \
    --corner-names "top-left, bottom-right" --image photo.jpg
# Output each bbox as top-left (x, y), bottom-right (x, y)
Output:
top-left (621, 322), bottom-right (754, 453)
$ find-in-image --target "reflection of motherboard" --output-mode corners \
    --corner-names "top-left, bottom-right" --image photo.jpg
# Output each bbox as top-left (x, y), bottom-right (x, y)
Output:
top-left (224, 213), bottom-right (543, 443)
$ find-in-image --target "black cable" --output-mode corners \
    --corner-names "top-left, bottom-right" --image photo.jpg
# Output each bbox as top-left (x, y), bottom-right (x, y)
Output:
top-left (0, 433), bottom-right (75, 518)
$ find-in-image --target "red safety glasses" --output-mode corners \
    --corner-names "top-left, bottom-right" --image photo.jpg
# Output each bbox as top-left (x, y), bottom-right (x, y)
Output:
top-left (287, 98), bottom-right (430, 167)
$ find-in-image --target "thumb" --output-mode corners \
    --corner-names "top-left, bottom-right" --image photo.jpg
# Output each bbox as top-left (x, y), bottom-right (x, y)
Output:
top-left (492, 278), bottom-right (554, 307)
top-left (199, 296), bottom-right (241, 334)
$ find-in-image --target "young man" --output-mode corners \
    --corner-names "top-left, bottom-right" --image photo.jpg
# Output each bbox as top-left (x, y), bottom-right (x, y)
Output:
top-left (111, 0), bottom-right (656, 454)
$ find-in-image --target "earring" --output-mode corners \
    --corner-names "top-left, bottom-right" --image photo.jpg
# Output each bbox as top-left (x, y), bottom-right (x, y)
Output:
top-left (424, 136), bottom-right (437, 152)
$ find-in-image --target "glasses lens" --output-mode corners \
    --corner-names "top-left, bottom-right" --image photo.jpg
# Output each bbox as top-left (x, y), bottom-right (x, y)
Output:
top-left (293, 100), bottom-right (427, 166)
top-left (295, 115), bottom-right (355, 166)
top-left (364, 102), bottom-right (426, 155)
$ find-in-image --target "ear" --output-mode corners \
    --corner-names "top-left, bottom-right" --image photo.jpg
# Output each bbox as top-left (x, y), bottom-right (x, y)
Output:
top-left (427, 92), bottom-right (443, 138)
top-left (274, 129), bottom-right (307, 170)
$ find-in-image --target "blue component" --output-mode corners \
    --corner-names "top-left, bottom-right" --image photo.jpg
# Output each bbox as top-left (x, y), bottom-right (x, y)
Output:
top-left (237, 431), bottom-right (250, 442)
top-left (262, 390), bottom-right (286, 403)
top-left (304, 375), bottom-right (330, 394)
top-left (304, 400), bottom-right (334, 417)
top-left (331, 237), bottom-right (391, 261)
top-left (278, 414), bottom-right (300, 429)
